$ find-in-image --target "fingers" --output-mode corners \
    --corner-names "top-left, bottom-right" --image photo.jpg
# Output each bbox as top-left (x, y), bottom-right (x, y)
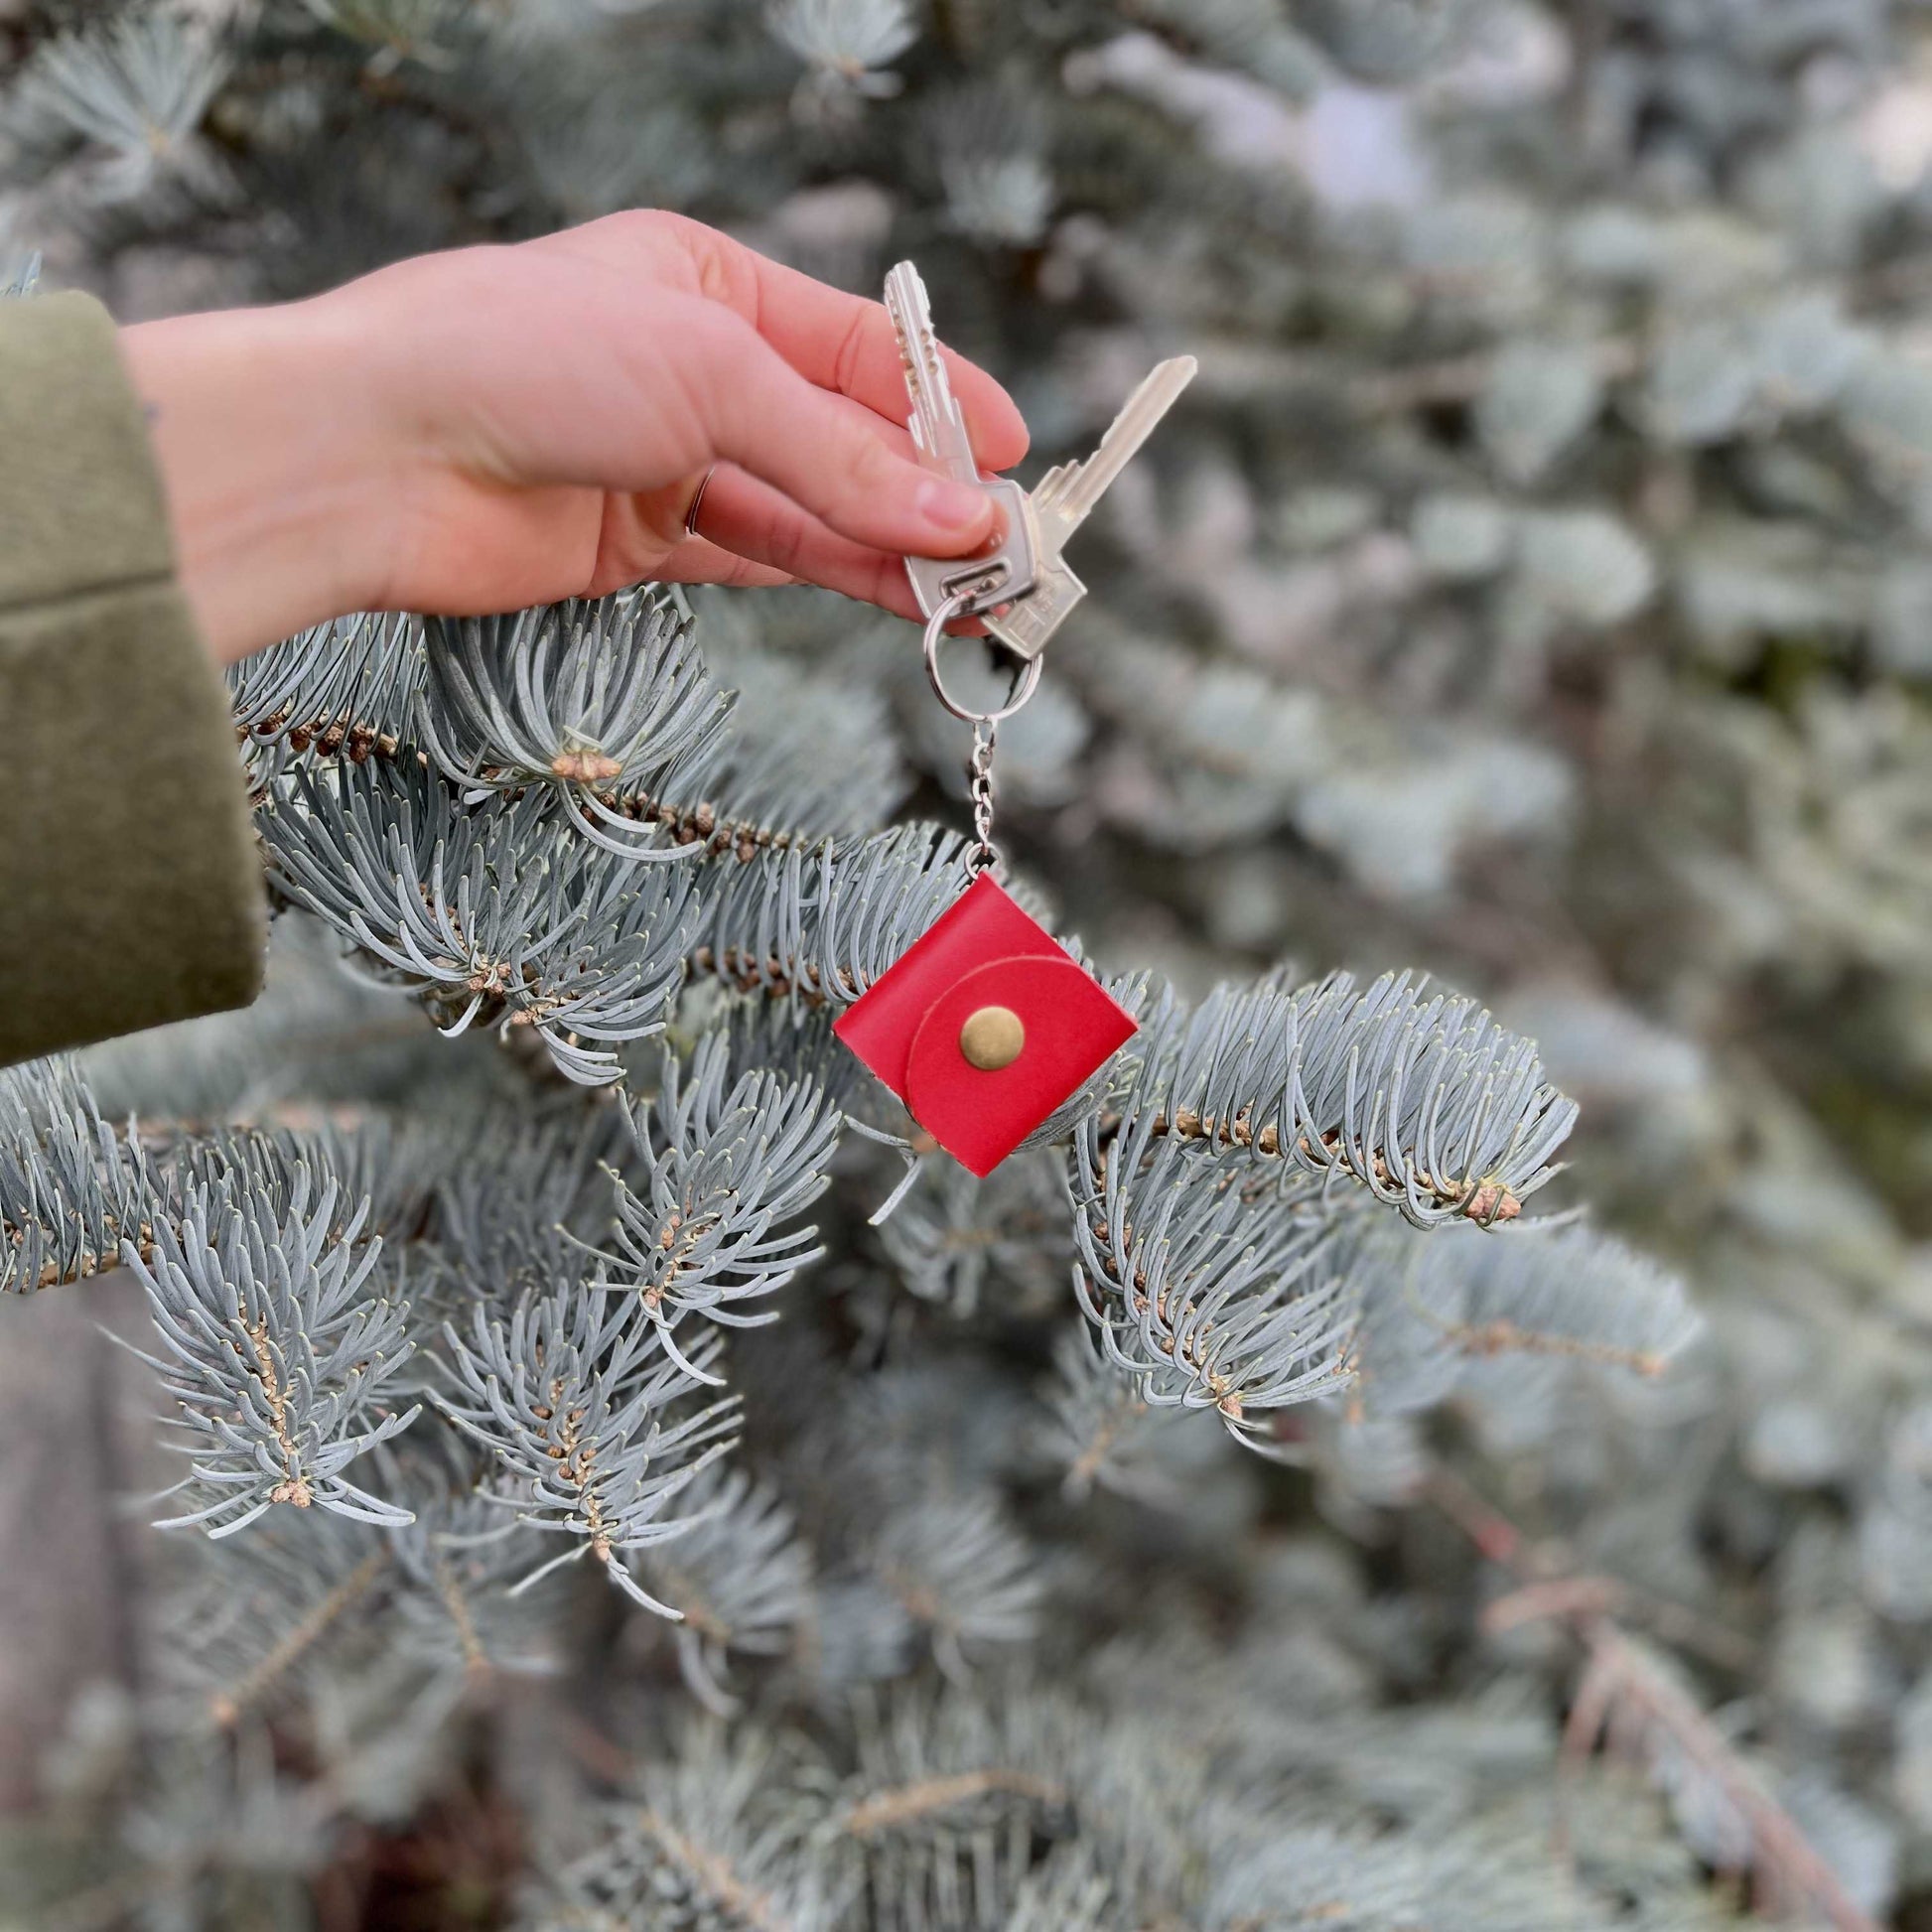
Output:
top-left (569, 212), bottom-right (1030, 472)
top-left (619, 534), bottom-right (796, 595)
top-left (666, 463), bottom-right (990, 633)
top-left (688, 308), bottom-right (1003, 558)
top-left (737, 250), bottom-right (1031, 472)
top-left (680, 464), bottom-right (921, 620)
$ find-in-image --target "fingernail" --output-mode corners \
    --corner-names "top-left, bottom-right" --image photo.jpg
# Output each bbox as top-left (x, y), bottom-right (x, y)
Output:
top-left (916, 479), bottom-right (991, 535)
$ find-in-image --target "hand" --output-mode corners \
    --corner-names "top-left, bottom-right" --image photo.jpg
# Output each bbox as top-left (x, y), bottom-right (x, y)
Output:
top-left (119, 212), bottom-right (1029, 664)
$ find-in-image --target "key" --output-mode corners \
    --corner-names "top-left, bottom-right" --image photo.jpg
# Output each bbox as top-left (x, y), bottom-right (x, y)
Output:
top-left (885, 261), bottom-right (1038, 621)
top-left (886, 260), bottom-right (978, 484)
top-left (986, 354), bottom-right (1196, 663)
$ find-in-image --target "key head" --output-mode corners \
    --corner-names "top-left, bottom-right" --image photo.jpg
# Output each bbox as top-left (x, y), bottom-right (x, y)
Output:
top-left (887, 260), bottom-right (1039, 619)
top-left (904, 477), bottom-right (1040, 621)
top-left (985, 560), bottom-right (1086, 662)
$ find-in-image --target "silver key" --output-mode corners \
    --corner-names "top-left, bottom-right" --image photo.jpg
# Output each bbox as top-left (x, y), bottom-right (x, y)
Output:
top-left (885, 260), bottom-right (1038, 621)
top-left (986, 354), bottom-right (1196, 662)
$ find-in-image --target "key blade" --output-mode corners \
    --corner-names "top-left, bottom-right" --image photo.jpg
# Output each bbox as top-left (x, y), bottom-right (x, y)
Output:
top-left (1035, 354), bottom-right (1196, 535)
top-left (885, 260), bottom-right (979, 483)
top-left (985, 355), bottom-right (1192, 662)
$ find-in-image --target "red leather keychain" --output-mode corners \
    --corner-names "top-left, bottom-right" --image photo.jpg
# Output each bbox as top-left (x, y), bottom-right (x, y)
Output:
top-left (835, 872), bottom-right (1138, 1177)
top-left (835, 260), bottom-right (1189, 1177)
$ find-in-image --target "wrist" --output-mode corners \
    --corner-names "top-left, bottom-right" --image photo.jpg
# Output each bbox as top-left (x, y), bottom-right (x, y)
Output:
top-left (119, 296), bottom-right (399, 664)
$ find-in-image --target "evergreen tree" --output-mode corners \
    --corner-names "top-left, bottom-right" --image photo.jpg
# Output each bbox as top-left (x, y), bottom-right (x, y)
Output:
top-left (3, 1), bottom-right (1929, 1925)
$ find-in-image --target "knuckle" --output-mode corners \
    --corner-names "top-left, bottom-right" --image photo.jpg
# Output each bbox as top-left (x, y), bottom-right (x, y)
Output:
top-left (760, 506), bottom-right (810, 579)
top-left (824, 433), bottom-right (912, 527)
top-left (667, 215), bottom-right (753, 309)
top-left (587, 207), bottom-right (675, 251)
top-left (846, 431), bottom-right (902, 494)
top-left (831, 303), bottom-right (875, 399)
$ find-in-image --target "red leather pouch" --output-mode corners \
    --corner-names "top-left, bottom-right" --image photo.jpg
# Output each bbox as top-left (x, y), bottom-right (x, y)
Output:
top-left (834, 874), bottom-right (1138, 1177)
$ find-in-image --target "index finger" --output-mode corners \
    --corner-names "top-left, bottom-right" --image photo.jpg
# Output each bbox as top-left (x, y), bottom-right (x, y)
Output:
top-left (660, 218), bottom-right (1031, 472)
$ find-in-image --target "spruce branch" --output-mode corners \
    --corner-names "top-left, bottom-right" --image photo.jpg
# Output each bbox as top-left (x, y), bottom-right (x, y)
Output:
top-left (418, 592), bottom-right (731, 859)
top-left (174, 1116), bottom-right (457, 1258)
top-left (1001, 1854), bottom-right (1119, 1932)
top-left (1426, 1470), bottom-right (1871, 1931)
top-left (836, 1768), bottom-right (1065, 1840)
top-left (1207, 1824), bottom-right (1436, 1932)
top-left (150, 1514), bottom-right (395, 1735)
top-left (867, 1490), bottom-right (1042, 1681)
top-left (826, 1684), bottom-right (1089, 1925)
top-left (4, 1061), bottom-right (490, 1307)
top-left (300, 0), bottom-right (471, 73)
top-left (1340, 1217), bottom-right (1702, 1421)
top-left (248, 691), bottom-right (838, 873)
top-left (387, 1479), bottom-right (568, 1680)
top-left (710, 995), bottom-right (873, 1114)
top-left (1070, 1105), bottom-right (1357, 1446)
top-left (425, 1112), bottom-right (623, 1314)
top-left (582, 786), bottom-right (834, 863)
top-left (207, 1546), bottom-right (390, 1730)
top-left (263, 757), bottom-right (697, 1083)
top-left (539, 1722), bottom-right (838, 1931)
top-left (124, 1173), bottom-right (420, 1537)
top-left (230, 612), bottom-right (423, 772)
top-left (875, 1152), bottom-right (1068, 1319)
top-left (4, 8), bottom-right (230, 204)
top-left (1117, 969), bottom-right (1580, 1227)
top-left (635, 1467), bottom-right (813, 1717)
top-left (1562, 1625), bottom-right (1879, 1932)
top-left (48, 1730), bottom-right (330, 1932)
top-left (433, 1278), bottom-right (738, 1613)
top-left (686, 822), bottom-right (979, 1009)
top-left (241, 593), bottom-right (881, 878)
top-left (0, 1057), bottom-right (149, 1293)
top-left (768, 0), bottom-right (917, 111)
top-left (1205, 1813), bottom-right (1603, 1932)
top-left (585, 1035), bottom-right (840, 1384)
top-left (1036, 1324), bottom-right (1191, 1506)
top-left (694, 632), bottom-right (911, 842)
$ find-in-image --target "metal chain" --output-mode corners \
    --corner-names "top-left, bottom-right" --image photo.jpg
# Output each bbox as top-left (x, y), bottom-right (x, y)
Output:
top-left (917, 587), bottom-right (1039, 875)
top-left (968, 721), bottom-right (999, 872)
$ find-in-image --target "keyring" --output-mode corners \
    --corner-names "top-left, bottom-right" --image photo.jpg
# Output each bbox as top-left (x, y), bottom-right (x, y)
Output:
top-left (921, 590), bottom-right (1042, 725)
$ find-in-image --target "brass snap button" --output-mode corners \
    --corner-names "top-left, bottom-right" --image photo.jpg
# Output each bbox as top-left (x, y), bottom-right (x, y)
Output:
top-left (958, 1005), bottom-right (1025, 1071)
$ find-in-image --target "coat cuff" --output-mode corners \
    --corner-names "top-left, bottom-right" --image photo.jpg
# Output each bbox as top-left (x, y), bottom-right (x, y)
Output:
top-left (0, 291), bottom-right (266, 1066)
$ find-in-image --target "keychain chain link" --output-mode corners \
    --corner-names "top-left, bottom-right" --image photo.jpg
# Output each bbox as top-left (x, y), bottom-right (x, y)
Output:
top-left (920, 587), bottom-right (1040, 877)
top-left (968, 721), bottom-right (998, 872)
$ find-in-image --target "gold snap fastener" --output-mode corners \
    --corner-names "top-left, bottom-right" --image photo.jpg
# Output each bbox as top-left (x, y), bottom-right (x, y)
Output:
top-left (959, 1005), bottom-right (1025, 1071)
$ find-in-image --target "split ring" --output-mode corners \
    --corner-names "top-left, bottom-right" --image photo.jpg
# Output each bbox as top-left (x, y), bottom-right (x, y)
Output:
top-left (922, 590), bottom-right (1041, 725)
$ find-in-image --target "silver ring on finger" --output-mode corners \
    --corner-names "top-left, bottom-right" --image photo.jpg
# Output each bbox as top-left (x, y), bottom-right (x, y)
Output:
top-left (682, 465), bottom-right (718, 539)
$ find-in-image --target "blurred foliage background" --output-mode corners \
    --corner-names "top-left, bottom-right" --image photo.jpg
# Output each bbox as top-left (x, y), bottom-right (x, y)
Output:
top-left (12, 0), bottom-right (1932, 1926)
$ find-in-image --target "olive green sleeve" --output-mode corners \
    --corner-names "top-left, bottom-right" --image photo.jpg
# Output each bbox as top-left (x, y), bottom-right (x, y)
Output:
top-left (0, 290), bottom-right (266, 1068)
